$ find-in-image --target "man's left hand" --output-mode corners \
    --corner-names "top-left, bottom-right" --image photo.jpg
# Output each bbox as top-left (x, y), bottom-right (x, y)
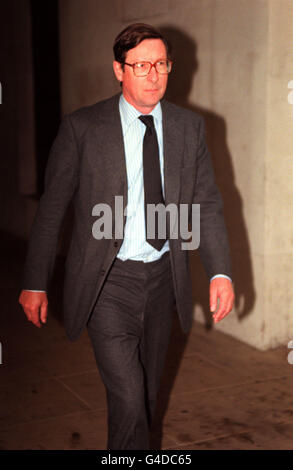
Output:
top-left (210, 278), bottom-right (235, 323)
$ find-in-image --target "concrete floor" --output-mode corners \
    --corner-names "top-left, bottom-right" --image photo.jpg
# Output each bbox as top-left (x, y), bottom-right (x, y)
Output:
top-left (0, 236), bottom-right (292, 450)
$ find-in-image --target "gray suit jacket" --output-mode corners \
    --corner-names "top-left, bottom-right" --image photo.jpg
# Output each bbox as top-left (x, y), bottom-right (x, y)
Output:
top-left (22, 93), bottom-right (231, 341)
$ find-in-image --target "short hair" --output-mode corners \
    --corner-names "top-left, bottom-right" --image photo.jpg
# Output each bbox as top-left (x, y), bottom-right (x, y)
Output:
top-left (113, 23), bottom-right (172, 64)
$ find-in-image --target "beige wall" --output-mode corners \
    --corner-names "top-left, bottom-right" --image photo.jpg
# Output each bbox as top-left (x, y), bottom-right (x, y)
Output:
top-left (58, 0), bottom-right (293, 350)
top-left (264, 0), bottom-right (293, 348)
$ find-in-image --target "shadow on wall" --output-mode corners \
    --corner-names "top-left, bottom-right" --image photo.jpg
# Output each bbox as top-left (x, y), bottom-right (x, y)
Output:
top-left (159, 25), bottom-right (256, 328)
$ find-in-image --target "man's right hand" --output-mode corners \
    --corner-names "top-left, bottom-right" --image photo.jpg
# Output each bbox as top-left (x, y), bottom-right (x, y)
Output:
top-left (18, 290), bottom-right (48, 328)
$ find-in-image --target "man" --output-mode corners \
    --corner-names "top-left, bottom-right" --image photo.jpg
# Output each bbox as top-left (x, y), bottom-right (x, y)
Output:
top-left (19, 23), bottom-right (234, 450)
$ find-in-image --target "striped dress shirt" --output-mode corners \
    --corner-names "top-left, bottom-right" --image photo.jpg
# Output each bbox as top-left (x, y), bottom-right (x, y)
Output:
top-left (116, 93), bottom-right (170, 262)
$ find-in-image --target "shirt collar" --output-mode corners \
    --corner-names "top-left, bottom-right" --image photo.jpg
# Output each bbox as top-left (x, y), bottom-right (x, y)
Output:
top-left (119, 93), bottom-right (162, 129)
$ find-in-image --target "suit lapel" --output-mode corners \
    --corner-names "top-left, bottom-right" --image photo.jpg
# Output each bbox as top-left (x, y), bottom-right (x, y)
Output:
top-left (91, 93), bottom-right (128, 216)
top-left (161, 100), bottom-right (184, 206)
top-left (99, 93), bottom-right (127, 190)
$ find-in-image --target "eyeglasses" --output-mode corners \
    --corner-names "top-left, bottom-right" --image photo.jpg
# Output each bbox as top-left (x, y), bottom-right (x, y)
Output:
top-left (123, 59), bottom-right (173, 77)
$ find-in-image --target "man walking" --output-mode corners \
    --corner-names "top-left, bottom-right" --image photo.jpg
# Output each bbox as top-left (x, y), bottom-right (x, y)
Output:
top-left (19, 23), bottom-right (234, 449)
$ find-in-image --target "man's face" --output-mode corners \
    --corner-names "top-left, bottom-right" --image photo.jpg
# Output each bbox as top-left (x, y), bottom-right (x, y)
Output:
top-left (113, 38), bottom-right (169, 114)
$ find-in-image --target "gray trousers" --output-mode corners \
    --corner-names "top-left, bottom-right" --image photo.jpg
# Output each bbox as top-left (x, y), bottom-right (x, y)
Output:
top-left (87, 251), bottom-right (175, 450)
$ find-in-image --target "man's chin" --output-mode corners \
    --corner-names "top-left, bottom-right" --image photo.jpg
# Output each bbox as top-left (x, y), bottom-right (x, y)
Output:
top-left (142, 91), bottom-right (165, 105)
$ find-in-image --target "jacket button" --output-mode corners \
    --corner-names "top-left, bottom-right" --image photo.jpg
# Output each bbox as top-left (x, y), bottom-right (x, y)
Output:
top-left (114, 241), bottom-right (118, 247)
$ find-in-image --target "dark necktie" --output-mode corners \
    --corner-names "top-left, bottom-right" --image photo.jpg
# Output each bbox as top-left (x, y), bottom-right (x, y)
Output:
top-left (139, 115), bottom-right (166, 251)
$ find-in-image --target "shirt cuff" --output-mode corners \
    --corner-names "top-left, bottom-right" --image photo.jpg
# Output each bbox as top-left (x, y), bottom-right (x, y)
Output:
top-left (210, 274), bottom-right (232, 283)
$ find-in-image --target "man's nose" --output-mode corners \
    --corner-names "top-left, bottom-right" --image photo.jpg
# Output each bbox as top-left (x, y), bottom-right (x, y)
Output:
top-left (147, 64), bottom-right (159, 82)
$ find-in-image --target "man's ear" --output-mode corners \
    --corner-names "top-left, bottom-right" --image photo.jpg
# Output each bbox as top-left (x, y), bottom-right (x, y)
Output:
top-left (113, 61), bottom-right (123, 83)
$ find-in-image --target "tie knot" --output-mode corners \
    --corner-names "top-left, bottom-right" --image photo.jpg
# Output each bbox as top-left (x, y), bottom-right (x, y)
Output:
top-left (139, 115), bottom-right (155, 129)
